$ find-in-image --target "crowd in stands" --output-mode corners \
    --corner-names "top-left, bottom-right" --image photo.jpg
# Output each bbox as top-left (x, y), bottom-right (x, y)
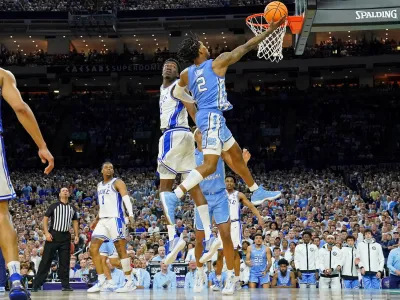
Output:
top-left (0, 38), bottom-right (398, 67)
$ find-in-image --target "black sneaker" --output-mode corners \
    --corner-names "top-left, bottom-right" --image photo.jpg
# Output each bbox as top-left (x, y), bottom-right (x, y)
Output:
top-left (62, 286), bottom-right (73, 292)
top-left (31, 287), bottom-right (39, 292)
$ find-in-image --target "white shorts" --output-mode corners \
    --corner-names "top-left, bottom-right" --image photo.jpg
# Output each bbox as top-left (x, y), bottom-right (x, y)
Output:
top-left (219, 221), bottom-right (242, 250)
top-left (0, 136), bottom-right (16, 201)
top-left (231, 221), bottom-right (242, 249)
top-left (92, 217), bottom-right (126, 243)
top-left (157, 127), bottom-right (196, 179)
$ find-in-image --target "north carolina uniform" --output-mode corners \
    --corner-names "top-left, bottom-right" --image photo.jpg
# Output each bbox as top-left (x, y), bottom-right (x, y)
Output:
top-left (92, 178), bottom-right (126, 242)
top-left (194, 149), bottom-right (229, 230)
top-left (99, 241), bottom-right (118, 259)
top-left (276, 271), bottom-right (292, 287)
top-left (157, 80), bottom-right (195, 179)
top-left (0, 94), bottom-right (16, 201)
top-left (187, 60), bottom-right (235, 155)
top-left (249, 245), bottom-right (270, 286)
top-left (228, 191), bottom-right (242, 249)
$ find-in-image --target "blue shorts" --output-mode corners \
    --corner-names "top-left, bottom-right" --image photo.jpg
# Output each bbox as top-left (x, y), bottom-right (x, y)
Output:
top-left (249, 273), bottom-right (270, 286)
top-left (195, 190), bottom-right (229, 230)
top-left (99, 241), bottom-right (118, 258)
top-left (299, 273), bottom-right (317, 285)
top-left (196, 110), bottom-right (234, 155)
top-left (343, 279), bottom-right (360, 289)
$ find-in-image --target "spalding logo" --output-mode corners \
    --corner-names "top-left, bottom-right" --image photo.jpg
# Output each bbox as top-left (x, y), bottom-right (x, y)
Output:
top-left (355, 9), bottom-right (398, 20)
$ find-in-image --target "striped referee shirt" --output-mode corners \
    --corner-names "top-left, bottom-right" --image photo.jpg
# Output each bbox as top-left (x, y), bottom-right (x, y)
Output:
top-left (45, 202), bottom-right (78, 232)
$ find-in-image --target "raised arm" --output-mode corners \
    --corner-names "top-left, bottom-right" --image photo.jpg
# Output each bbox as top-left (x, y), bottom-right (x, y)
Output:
top-left (239, 192), bottom-right (264, 226)
top-left (212, 17), bottom-right (286, 72)
top-left (1, 69), bottom-right (54, 174)
top-left (172, 68), bottom-right (195, 104)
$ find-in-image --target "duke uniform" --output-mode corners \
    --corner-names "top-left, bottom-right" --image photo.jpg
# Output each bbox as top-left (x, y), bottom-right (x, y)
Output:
top-left (294, 242), bottom-right (319, 289)
top-left (228, 191), bottom-right (242, 250)
top-left (92, 178), bottom-right (126, 243)
top-left (317, 245), bottom-right (342, 289)
top-left (158, 79), bottom-right (196, 225)
top-left (341, 246), bottom-right (360, 289)
top-left (356, 240), bottom-right (384, 290)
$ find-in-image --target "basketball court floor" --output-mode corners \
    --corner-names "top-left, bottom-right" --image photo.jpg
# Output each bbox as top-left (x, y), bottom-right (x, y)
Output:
top-left (2, 289), bottom-right (400, 300)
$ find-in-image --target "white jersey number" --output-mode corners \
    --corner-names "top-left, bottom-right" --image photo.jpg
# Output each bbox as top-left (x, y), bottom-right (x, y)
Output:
top-left (197, 77), bottom-right (208, 92)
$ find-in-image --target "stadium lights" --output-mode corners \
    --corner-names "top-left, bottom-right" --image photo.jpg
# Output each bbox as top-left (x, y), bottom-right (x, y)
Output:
top-left (99, 35), bottom-right (101, 37)
top-left (17, 45), bottom-right (19, 47)
top-left (54, 90), bottom-right (59, 93)
top-left (156, 43), bottom-right (158, 46)
top-left (86, 45), bottom-right (88, 47)
top-left (101, 40), bottom-right (104, 42)
top-left (141, 48), bottom-right (143, 50)
top-left (104, 44), bottom-right (106, 46)
top-left (133, 35), bottom-right (136, 37)
top-left (386, 29), bottom-right (388, 31)
top-left (203, 33), bottom-right (205, 35)
top-left (136, 39), bottom-right (138, 42)
top-left (152, 34), bottom-right (154, 37)
top-left (139, 83), bottom-right (142, 85)
top-left (223, 37), bottom-right (225, 39)
top-left (328, 32), bottom-right (331, 34)
top-left (80, 36), bottom-right (82, 37)
top-left (348, 31), bottom-right (350, 33)
top-left (14, 41), bottom-right (16, 43)
top-left (83, 40), bottom-right (86, 42)
top-left (29, 36), bottom-right (31, 38)
top-left (10, 36), bottom-right (12, 38)
top-left (154, 39), bottom-right (157, 41)
top-left (204, 37), bottom-right (207, 40)
top-left (138, 44), bottom-right (141, 46)
top-left (221, 32), bottom-right (224, 34)
top-left (32, 40), bottom-right (35, 43)
top-left (63, 36), bottom-right (65, 38)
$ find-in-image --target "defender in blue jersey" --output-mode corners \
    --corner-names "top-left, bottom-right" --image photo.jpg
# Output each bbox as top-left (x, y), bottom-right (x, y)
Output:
top-left (166, 19), bottom-right (286, 208)
top-left (246, 234), bottom-right (272, 289)
top-left (192, 127), bottom-right (237, 295)
top-left (271, 259), bottom-right (296, 288)
top-left (0, 68), bottom-right (54, 300)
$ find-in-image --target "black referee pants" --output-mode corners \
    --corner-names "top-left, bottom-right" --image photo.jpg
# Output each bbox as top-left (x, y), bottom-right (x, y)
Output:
top-left (34, 231), bottom-right (70, 289)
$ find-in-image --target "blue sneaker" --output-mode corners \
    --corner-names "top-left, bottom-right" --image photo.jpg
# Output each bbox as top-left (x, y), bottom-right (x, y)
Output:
top-left (9, 281), bottom-right (29, 300)
top-left (251, 186), bottom-right (281, 206)
top-left (160, 192), bottom-right (179, 224)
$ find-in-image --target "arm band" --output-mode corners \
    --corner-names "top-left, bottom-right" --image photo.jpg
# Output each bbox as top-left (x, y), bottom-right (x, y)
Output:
top-left (172, 84), bottom-right (195, 103)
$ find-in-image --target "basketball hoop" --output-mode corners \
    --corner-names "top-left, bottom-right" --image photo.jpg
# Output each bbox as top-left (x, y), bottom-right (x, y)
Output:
top-left (246, 14), bottom-right (303, 63)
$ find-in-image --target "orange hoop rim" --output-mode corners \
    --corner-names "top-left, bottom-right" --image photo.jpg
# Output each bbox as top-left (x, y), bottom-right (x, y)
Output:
top-left (245, 14), bottom-right (304, 35)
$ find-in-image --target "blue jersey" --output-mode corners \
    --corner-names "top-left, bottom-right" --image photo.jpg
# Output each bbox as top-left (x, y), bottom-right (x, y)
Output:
top-left (277, 271), bottom-right (291, 287)
top-left (195, 149), bottom-right (225, 194)
top-left (250, 245), bottom-right (267, 276)
top-left (187, 59), bottom-right (232, 112)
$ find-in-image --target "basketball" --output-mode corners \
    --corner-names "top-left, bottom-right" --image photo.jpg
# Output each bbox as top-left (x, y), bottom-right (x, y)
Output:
top-left (264, 1), bottom-right (288, 23)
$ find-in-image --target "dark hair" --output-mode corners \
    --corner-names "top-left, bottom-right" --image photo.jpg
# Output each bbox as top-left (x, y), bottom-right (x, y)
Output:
top-left (177, 33), bottom-right (201, 63)
top-left (302, 231), bottom-right (312, 238)
top-left (278, 258), bottom-right (289, 266)
top-left (273, 247), bottom-right (281, 252)
top-left (254, 233), bottom-right (263, 239)
top-left (346, 235), bottom-right (355, 241)
top-left (101, 161), bottom-right (113, 169)
top-left (225, 175), bottom-right (236, 183)
top-left (364, 228), bottom-right (372, 234)
top-left (163, 58), bottom-right (181, 74)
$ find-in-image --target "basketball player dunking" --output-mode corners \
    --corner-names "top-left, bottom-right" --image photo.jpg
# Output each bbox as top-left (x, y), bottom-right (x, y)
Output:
top-left (158, 59), bottom-right (215, 264)
top-left (0, 68), bottom-right (54, 300)
top-left (162, 18), bottom-right (286, 209)
top-left (88, 162), bottom-right (135, 293)
top-left (214, 154), bottom-right (265, 291)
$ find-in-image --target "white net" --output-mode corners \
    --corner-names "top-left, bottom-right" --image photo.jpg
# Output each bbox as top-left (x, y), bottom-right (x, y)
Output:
top-left (246, 14), bottom-right (287, 63)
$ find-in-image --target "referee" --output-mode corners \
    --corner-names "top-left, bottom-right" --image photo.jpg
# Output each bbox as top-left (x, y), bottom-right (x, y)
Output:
top-left (32, 187), bottom-right (79, 292)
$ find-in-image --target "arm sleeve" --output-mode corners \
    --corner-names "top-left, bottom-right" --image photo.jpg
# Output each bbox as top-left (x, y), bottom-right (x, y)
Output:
top-left (387, 251), bottom-right (396, 274)
top-left (171, 273), bottom-right (177, 289)
top-left (45, 203), bottom-right (56, 217)
top-left (172, 84), bottom-right (195, 104)
top-left (143, 272), bottom-right (150, 289)
top-left (153, 274), bottom-right (160, 289)
top-left (122, 195), bottom-right (133, 216)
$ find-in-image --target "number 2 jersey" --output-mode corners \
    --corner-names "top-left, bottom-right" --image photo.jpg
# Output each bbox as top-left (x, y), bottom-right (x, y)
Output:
top-left (187, 59), bottom-right (232, 112)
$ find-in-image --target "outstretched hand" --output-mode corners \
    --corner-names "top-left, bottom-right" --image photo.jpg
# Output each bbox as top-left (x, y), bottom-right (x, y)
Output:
top-left (269, 16), bottom-right (287, 31)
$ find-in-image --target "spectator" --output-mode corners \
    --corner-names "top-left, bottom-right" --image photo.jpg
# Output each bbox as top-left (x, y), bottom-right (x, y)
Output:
top-left (184, 260), bottom-right (207, 289)
top-left (132, 261), bottom-right (150, 289)
top-left (152, 261), bottom-right (177, 289)
top-left (152, 246), bottom-right (166, 262)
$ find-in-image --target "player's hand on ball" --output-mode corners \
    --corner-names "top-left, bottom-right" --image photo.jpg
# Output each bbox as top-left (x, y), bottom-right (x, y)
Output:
top-left (269, 16), bottom-right (286, 31)
top-left (38, 146), bottom-right (54, 175)
top-left (242, 148), bottom-right (251, 163)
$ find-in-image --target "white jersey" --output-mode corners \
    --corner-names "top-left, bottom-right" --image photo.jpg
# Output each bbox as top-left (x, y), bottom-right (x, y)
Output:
top-left (97, 178), bottom-right (124, 220)
top-left (159, 80), bottom-right (189, 129)
top-left (228, 191), bottom-right (241, 221)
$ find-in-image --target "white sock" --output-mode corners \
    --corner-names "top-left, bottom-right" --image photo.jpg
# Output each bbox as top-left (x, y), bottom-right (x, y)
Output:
top-left (98, 274), bottom-right (106, 284)
top-left (249, 183), bottom-right (259, 192)
top-left (125, 274), bottom-right (132, 282)
top-left (174, 170), bottom-right (204, 198)
top-left (217, 275), bottom-right (222, 281)
top-left (235, 275), bottom-right (240, 281)
top-left (167, 225), bottom-right (176, 242)
top-left (121, 258), bottom-right (131, 273)
top-left (227, 269), bottom-right (234, 278)
top-left (7, 261), bottom-right (20, 279)
top-left (197, 204), bottom-right (211, 239)
top-left (106, 279), bottom-right (113, 284)
top-left (197, 266), bottom-right (203, 273)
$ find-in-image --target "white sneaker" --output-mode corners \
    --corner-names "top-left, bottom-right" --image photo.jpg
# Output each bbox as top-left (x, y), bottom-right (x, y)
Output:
top-left (235, 280), bottom-right (242, 291)
top-left (87, 281), bottom-right (103, 293)
top-left (116, 280), bottom-right (137, 293)
top-left (212, 280), bottom-right (222, 291)
top-left (200, 237), bottom-right (222, 264)
top-left (193, 271), bottom-right (205, 293)
top-left (165, 238), bottom-right (186, 265)
top-left (222, 275), bottom-right (235, 295)
top-left (0, 287), bottom-right (5, 292)
top-left (100, 281), bottom-right (117, 292)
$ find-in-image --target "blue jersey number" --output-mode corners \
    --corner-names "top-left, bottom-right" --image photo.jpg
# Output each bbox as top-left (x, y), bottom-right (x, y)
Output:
top-left (196, 77), bottom-right (208, 92)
